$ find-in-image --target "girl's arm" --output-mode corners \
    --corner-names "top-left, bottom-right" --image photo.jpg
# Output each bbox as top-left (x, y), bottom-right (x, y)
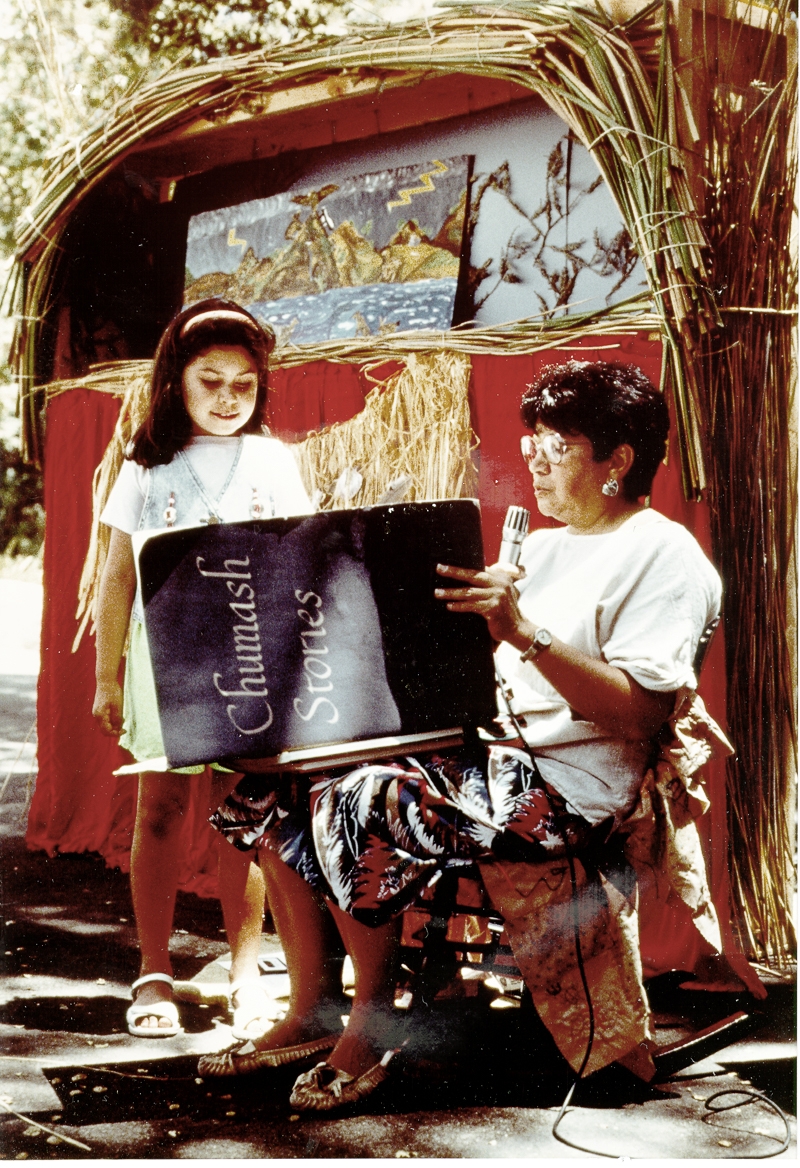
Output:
top-left (435, 563), bottom-right (673, 741)
top-left (92, 527), bottom-right (136, 736)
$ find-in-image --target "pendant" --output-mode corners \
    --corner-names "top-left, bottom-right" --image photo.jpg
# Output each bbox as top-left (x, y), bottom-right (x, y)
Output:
top-left (206, 514), bottom-right (220, 525)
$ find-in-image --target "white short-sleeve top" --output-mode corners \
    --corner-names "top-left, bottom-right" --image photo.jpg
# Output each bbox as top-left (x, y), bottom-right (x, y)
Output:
top-left (101, 434), bottom-right (311, 534)
top-left (101, 434), bottom-right (312, 621)
top-left (493, 507), bottom-right (722, 824)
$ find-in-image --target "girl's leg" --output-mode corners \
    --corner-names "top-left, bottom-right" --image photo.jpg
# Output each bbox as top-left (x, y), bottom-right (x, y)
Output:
top-left (215, 844), bottom-right (266, 983)
top-left (247, 849), bottom-right (345, 1050)
top-left (325, 903), bottom-right (401, 1078)
top-left (208, 772), bottom-right (265, 986)
top-left (130, 769), bottom-right (268, 1031)
top-left (208, 771), bottom-right (272, 1037)
top-left (129, 771), bottom-right (192, 1028)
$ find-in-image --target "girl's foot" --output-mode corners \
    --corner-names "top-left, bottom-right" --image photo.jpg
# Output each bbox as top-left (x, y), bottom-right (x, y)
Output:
top-left (229, 978), bottom-right (283, 1042)
top-left (127, 973), bottom-right (181, 1037)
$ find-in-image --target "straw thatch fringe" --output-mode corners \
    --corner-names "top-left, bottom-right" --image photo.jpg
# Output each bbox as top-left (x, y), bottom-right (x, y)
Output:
top-left (72, 350), bottom-right (478, 649)
top-left (295, 350), bottom-right (478, 510)
top-left (14, 1), bottom-right (713, 491)
top-left (693, 0), bottom-right (797, 962)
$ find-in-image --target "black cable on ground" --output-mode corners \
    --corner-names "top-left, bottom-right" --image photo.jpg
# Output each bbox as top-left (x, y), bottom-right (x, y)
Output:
top-left (549, 842), bottom-right (606, 1156)
top-left (704, 1088), bottom-right (792, 1158)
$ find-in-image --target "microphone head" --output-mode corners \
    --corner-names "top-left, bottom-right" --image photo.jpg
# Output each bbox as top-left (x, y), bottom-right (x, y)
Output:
top-left (502, 506), bottom-right (530, 538)
top-left (498, 505), bottom-right (530, 567)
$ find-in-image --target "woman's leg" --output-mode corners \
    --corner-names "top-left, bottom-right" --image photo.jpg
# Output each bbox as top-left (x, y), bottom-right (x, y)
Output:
top-left (325, 904), bottom-right (401, 1077)
top-left (129, 771), bottom-right (193, 1028)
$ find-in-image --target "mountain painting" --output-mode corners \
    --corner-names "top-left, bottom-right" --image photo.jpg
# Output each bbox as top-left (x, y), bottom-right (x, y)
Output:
top-left (184, 157), bottom-right (470, 344)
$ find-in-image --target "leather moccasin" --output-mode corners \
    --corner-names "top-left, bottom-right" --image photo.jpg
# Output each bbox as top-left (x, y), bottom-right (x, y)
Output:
top-left (289, 1049), bottom-right (396, 1112)
top-left (198, 1032), bottom-right (339, 1078)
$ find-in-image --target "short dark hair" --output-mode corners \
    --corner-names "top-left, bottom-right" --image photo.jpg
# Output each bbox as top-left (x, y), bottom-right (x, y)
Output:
top-left (130, 299), bottom-right (276, 468)
top-left (520, 360), bottom-right (669, 500)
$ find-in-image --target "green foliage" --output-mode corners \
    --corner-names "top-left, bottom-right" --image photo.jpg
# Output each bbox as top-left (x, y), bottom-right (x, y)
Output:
top-left (0, 446), bottom-right (44, 555)
top-left (140, 0), bottom-right (343, 62)
top-left (0, 0), bottom-right (146, 257)
top-left (0, 367), bottom-right (43, 555)
top-left (0, 0), bottom-right (351, 258)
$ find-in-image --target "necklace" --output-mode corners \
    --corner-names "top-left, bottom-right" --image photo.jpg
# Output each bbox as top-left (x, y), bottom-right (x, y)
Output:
top-left (177, 439), bottom-right (244, 525)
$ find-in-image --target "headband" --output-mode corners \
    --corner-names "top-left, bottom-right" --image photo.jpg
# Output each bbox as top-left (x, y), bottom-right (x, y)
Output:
top-left (180, 308), bottom-right (260, 336)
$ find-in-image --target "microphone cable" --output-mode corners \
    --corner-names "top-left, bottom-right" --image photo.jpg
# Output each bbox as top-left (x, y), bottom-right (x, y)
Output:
top-left (492, 669), bottom-right (599, 1148)
top-left (492, 671), bottom-right (791, 1159)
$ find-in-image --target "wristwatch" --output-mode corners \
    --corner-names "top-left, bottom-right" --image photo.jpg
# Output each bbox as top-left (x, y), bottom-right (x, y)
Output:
top-left (519, 627), bottom-right (552, 663)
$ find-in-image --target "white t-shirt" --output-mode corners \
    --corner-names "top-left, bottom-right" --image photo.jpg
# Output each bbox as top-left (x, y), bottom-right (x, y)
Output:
top-left (101, 434), bottom-right (311, 534)
top-left (494, 507), bottom-right (722, 824)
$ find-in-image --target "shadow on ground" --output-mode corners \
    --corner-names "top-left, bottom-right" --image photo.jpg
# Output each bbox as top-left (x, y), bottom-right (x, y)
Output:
top-left (0, 827), bottom-right (795, 1159)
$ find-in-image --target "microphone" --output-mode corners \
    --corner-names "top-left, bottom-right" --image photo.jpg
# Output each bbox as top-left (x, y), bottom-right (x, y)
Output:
top-left (497, 505), bottom-right (530, 568)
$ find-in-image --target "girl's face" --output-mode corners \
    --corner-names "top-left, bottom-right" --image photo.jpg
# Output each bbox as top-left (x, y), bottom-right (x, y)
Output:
top-left (181, 345), bottom-right (259, 437)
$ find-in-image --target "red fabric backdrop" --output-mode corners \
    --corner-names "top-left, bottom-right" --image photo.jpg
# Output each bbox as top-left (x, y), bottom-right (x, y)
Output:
top-left (29, 344), bottom-right (740, 975)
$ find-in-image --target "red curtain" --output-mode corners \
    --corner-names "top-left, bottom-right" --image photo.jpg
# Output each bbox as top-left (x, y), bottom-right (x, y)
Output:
top-left (30, 347), bottom-right (743, 978)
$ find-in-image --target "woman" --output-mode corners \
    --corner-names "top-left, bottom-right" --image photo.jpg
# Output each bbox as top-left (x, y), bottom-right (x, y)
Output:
top-left (203, 360), bottom-right (722, 1104)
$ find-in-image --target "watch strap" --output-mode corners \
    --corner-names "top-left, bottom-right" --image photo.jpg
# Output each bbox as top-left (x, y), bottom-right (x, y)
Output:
top-left (519, 628), bottom-right (552, 663)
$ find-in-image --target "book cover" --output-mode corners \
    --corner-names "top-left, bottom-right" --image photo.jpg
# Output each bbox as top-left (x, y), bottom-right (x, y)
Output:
top-left (139, 500), bottom-right (496, 769)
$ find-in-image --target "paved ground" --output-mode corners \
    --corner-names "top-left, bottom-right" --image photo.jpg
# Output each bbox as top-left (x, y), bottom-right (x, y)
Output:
top-left (0, 575), bottom-right (795, 1159)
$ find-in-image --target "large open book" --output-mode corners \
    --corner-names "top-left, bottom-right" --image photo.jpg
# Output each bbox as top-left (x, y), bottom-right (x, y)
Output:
top-left (136, 500), bottom-right (496, 771)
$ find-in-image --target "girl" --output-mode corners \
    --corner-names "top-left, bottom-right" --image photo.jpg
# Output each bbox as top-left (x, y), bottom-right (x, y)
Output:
top-left (92, 298), bottom-right (312, 1038)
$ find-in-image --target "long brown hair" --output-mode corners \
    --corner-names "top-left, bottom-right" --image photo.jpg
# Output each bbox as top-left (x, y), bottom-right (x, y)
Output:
top-left (129, 299), bottom-right (276, 467)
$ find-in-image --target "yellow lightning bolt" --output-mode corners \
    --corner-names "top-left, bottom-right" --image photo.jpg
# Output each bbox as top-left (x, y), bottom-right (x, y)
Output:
top-left (386, 160), bottom-right (449, 211)
top-left (227, 228), bottom-right (248, 253)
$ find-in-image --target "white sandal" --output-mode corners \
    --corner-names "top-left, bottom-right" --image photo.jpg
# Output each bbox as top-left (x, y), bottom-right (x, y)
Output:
top-left (229, 977), bottom-right (282, 1042)
top-left (126, 973), bottom-right (181, 1038)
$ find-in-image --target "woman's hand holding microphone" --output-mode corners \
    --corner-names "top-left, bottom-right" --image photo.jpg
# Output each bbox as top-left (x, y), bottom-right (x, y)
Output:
top-left (435, 562), bottom-right (537, 652)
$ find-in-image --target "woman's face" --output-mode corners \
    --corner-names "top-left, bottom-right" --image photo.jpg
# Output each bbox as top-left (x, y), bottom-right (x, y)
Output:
top-left (182, 345), bottom-right (259, 437)
top-left (526, 424), bottom-right (614, 531)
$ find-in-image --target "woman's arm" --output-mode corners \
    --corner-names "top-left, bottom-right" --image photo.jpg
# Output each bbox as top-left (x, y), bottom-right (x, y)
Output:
top-left (92, 527), bottom-right (136, 737)
top-left (435, 563), bottom-right (673, 740)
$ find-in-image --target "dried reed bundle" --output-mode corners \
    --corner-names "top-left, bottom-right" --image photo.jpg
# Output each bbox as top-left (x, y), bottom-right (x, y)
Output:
top-left (41, 295), bottom-right (659, 409)
top-left (694, 0), bottom-right (796, 960)
top-left (294, 350), bottom-right (478, 508)
top-left (14, 2), bottom-right (712, 492)
top-left (72, 364), bottom-right (153, 650)
top-left (271, 296), bottom-right (661, 368)
top-left (72, 350), bottom-right (477, 648)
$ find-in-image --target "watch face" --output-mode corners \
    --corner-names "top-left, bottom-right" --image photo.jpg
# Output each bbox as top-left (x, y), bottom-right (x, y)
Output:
top-left (535, 628), bottom-right (552, 649)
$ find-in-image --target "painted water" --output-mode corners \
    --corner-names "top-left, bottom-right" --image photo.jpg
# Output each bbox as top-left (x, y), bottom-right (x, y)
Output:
top-left (248, 278), bottom-right (459, 344)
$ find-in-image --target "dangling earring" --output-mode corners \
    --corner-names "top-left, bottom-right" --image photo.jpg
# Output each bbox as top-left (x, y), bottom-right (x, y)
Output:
top-left (601, 477), bottom-right (619, 497)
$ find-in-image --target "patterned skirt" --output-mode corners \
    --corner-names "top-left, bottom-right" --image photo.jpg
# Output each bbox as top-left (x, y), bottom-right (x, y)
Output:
top-left (211, 743), bottom-right (654, 1078)
top-left (210, 742), bottom-right (599, 925)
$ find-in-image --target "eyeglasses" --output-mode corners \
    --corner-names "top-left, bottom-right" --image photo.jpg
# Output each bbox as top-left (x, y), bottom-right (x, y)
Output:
top-left (520, 432), bottom-right (583, 467)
